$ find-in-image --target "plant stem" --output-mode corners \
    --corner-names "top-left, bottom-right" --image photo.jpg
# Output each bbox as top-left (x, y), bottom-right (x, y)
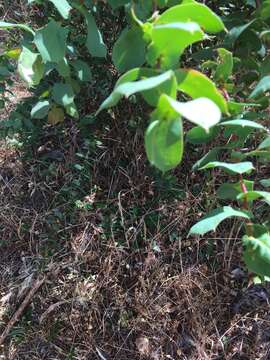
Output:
top-left (239, 175), bottom-right (253, 237)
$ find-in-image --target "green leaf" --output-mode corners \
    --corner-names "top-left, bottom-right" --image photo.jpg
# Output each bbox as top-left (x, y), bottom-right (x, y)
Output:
top-left (189, 206), bottom-right (250, 236)
top-left (260, 0), bottom-right (270, 20)
top-left (245, 150), bottom-right (270, 160)
top-left (147, 22), bottom-right (203, 70)
top-left (65, 101), bottom-right (79, 119)
top-left (186, 126), bottom-right (218, 145)
top-left (175, 69), bottom-right (228, 113)
top-left (200, 161), bottom-right (255, 174)
top-left (52, 83), bottom-right (75, 107)
top-left (0, 21), bottom-right (35, 36)
top-left (77, 6), bottom-right (107, 58)
top-left (112, 27), bottom-right (146, 73)
top-left (156, 2), bottom-right (225, 33)
top-left (237, 191), bottom-right (270, 203)
top-left (56, 57), bottom-right (71, 78)
top-left (31, 100), bottom-right (50, 119)
top-left (243, 231), bottom-right (270, 277)
top-left (214, 48), bottom-right (233, 83)
top-left (219, 119), bottom-right (266, 131)
top-left (227, 101), bottom-right (259, 115)
top-left (258, 136), bottom-right (270, 150)
top-left (162, 95), bottom-right (221, 131)
top-left (260, 179), bottom-right (270, 188)
top-left (49, 0), bottom-right (72, 19)
top-left (18, 46), bottom-right (44, 87)
top-left (217, 181), bottom-right (254, 200)
top-left (192, 148), bottom-right (221, 171)
top-left (97, 70), bottom-right (175, 113)
top-left (72, 60), bottom-right (92, 82)
top-left (34, 20), bottom-right (69, 63)
top-left (224, 20), bottom-right (256, 48)
top-left (145, 118), bottom-right (183, 172)
top-left (249, 76), bottom-right (270, 99)
top-left (113, 68), bottom-right (177, 107)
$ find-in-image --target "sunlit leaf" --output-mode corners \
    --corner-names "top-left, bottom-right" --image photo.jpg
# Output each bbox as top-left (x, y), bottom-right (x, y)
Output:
top-left (34, 20), bottom-right (69, 63)
top-left (18, 46), bottom-right (44, 87)
top-left (31, 100), bottom-right (50, 119)
top-left (147, 22), bottom-right (203, 70)
top-left (163, 95), bottom-right (221, 131)
top-left (175, 69), bottom-right (228, 113)
top-left (189, 206), bottom-right (250, 236)
top-left (200, 161), bottom-right (255, 174)
top-left (156, 1), bottom-right (225, 33)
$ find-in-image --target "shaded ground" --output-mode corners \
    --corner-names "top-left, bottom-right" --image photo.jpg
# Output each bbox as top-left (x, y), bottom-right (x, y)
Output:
top-left (1, 2), bottom-right (270, 360)
top-left (1, 89), bottom-right (270, 359)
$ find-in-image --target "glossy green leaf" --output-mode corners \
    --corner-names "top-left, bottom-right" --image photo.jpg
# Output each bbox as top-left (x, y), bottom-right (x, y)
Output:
top-left (34, 20), bottom-right (69, 63)
top-left (72, 60), bottom-right (92, 82)
top-left (249, 76), bottom-right (270, 99)
top-left (189, 206), bottom-right (250, 236)
top-left (217, 180), bottom-right (254, 200)
top-left (227, 101), bottom-right (258, 115)
top-left (245, 150), bottom-right (270, 160)
top-left (163, 95), bottom-right (221, 131)
top-left (97, 70), bottom-right (176, 113)
top-left (224, 20), bottom-right (256, 48)
top-left (112, 27), bottom-right (146, 73)
top-left (0, 21), bottom-right (35, 35)
top-left (49, 0), bottom-right (72, 19)
top-left (112, 68), bottom-right (177, 107)
top-left (156, 1), bottom-right (225, 33)
top-left (186, 126), bottom-right (218, 145)
top-left (237, 191), bottom-right (270, 203)
top-left (200, 161), bottom-right (255, 174)
top-left (192, 148), bottom-right (221, 171)
top-left (258, 136), bottom-right (270, 149)
top-left (214, 48), bottom-right (233, 82)
top-left (243, 231), bottom-right (270, 277)
top-left (31, 100), bottom-right (50, 119)
top-left (145, 117), bottom-right (183, 172)
top-left (79, 7), bottom-right (107, 58)
top-left (66, 101), bottom-right (79, 119)
top-left (260, 179), bottom-right (270, 188)
top-left (175, 69), bottom-right (228, 113)
top-left (219, 119), bottom-right (266, 130)
top-left (56, 57), bottom-right (71, 78)
top-left (147, 22), bottom-right (203, 70)
top-left (52, 83), bottom-right (75, 107)
top-left (18, 46), bottom-right (44, 87)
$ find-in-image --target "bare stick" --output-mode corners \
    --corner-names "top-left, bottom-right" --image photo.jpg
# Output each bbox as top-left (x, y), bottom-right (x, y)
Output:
top-left (0, 276), bottom-right (45, 346)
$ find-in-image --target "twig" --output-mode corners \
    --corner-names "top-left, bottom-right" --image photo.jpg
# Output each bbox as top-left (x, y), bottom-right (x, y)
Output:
top-left (0, 276), bottom-right (45, 346)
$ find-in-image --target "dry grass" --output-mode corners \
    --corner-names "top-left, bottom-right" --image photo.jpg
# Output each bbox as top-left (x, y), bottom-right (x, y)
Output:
top-left (1, 97), bottom-right (270, 359)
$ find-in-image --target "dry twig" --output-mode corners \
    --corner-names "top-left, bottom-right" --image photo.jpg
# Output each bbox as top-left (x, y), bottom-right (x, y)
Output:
top-left (0, 276), bottom-right (45, 346)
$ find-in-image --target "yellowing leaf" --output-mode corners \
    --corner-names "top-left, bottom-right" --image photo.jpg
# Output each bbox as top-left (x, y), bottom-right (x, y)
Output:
top-left (48, 106), bottom-right (65, 125)
top-left (4, 47), bottom-right (21, 59)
